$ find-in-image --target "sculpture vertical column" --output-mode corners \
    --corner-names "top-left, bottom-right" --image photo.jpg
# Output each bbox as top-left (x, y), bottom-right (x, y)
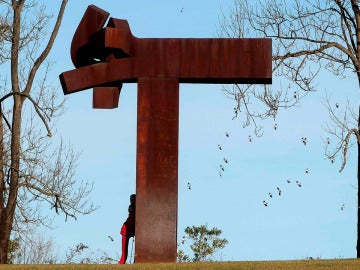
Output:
top-left (135, 77), bottom-right (179, 263)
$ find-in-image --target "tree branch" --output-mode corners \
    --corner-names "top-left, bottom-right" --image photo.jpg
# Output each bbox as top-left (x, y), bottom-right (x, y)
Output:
top-left (340, 128), bottom-right (360, 172)
top-left (23, 0), bottom-right (68, 96)
top-left (0, 92), bottom-right (51, 136)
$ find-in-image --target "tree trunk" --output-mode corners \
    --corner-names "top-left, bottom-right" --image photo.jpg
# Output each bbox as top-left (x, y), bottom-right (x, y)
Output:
top-left (0, 96), bottom-right (23, 264)
top-left (0, 221), bottom-right (11, 264)
top-left (357, 141), bottom-right (360, 258)
top-left (357, 107), bottom-right (360, 258)
top-left (0, 101), bottom-right (5, 264)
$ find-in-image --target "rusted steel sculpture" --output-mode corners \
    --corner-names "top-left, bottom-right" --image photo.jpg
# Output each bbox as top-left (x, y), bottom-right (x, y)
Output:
top-left (60, 5), bottom-right (272, 263)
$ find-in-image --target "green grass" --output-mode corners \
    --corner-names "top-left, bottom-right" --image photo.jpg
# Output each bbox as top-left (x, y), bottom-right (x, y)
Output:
top-left (2, 259), bottom-right (360, 270)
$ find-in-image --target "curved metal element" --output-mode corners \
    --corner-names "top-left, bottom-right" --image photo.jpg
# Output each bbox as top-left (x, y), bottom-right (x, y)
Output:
top-left (70, 5), bottom-right (109, 68)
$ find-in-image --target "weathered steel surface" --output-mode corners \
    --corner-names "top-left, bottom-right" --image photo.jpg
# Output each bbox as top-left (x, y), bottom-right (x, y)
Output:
top-left (61, 35), bottom-right (272, 94)
top-left (93, 86), bottom-right (120, 109)
top-left (60, 5), bottom-right (272, 100)
top-left (70, 5), bottom-right (109, 68)
top-left (136, 78), bottom-right (179, 262)
top-left (59, 5), bottom-right (272, 263)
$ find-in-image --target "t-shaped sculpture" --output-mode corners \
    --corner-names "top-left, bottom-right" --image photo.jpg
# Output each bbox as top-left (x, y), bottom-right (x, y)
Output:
top-left (60, 5), bottom-right (272, 263)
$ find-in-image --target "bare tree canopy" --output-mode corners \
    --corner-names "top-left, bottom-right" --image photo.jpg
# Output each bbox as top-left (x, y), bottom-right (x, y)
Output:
top-left (0, 0), bottom-right (96, 264)
top-left (220, 0), bottom-right (359, 257)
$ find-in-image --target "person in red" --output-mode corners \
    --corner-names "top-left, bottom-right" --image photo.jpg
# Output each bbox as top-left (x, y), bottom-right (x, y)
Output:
top-left (119, 194), bottom-right (136, 264)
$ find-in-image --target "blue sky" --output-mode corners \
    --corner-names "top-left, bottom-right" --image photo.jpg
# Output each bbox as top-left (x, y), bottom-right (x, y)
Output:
top-left (41, 0), bottom-right (358, 262)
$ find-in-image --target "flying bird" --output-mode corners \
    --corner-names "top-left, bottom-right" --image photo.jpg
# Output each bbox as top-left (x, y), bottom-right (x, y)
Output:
top-left (223, 158), bottom-right (228, 163)
top-left (225, 132), bottom-right (230, 137)
top-left (181, 235), bottom-right (186, 244)
top-left (287, 179), bottom-right (291, 184)
top-left (218, 144), bottom-right (222, 150)
top-left (187, 182), bottom-right (192, 190)
top-left (296, 181), bottom-right (302, 187)
top-left (277, 187), bottom-right (282, 196)
top-left (274, 123), bottom-right (278, 130)
top-left (268, 192), bottom-right (273, 198)
top-left (263, 200), bottom-right (268, 207)
top-left (248, 135), bottom-right (252, 142)
top-left (326, 138), bottom-right (330, 144)
top-left (340, 204), bottom-right (345, 211)
top-left (301, 137), bottom-right (307, 145)
top-left (220, 165), bottom-right (224, 171)
top-left (305, 168), bottom-right (310, 174)
top-left (108, 236), bottom-right (114, 242)
top-left (232, 107), bottom-right (238, 119)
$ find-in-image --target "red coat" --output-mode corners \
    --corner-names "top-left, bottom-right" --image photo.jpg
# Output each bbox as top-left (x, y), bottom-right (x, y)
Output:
top-left (120, 209), bottom-right (135, 237)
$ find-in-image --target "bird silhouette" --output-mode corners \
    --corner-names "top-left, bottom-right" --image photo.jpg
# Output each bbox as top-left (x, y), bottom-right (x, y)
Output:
top-left (181, 235), bottom-right (186, 244)
top-left (301, 137), bottom-right (307, 145)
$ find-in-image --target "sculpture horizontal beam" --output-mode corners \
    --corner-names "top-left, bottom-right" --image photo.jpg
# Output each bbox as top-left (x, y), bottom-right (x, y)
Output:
top-left (60, 9), bottom-right (272, 96)
top-left (60, 37), bottom-right (271, 94)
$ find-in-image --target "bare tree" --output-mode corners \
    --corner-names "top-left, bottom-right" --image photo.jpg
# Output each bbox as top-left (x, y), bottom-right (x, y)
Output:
top-left (221, 0), bottom-right (360, 257)
top-left (11, 233), bottom-right (58, 264)
top-left (219, 2), bottom-right (304, 136)
top-left (65, 242), bottom-right (115, 264)
top-left (0, 0), bottom-right (96, 263)
top-left (8, 235), bottom-right (116, 264)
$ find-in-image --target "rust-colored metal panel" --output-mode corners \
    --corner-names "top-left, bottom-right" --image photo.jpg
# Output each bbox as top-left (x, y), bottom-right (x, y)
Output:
top-left (59, 58), bottom-right (136, 94)
top-left (135, 77), bottom-right (179, 263)
top-left (93, 87), bottom-right (121, 109)
top-left (70, 5), bottom-right (109, 68)
top-left (59, 5), bottom-right (272, 264)
top-left (61, 38), bottom-right (271, 95)
top-left (133, 38), bottom-right (272, 83)
top-left (61, 7), bottom-right (272, 95)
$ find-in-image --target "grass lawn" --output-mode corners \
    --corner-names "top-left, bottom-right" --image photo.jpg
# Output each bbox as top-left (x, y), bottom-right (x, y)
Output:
top-left (2, 259), bottom-right (360, 270)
